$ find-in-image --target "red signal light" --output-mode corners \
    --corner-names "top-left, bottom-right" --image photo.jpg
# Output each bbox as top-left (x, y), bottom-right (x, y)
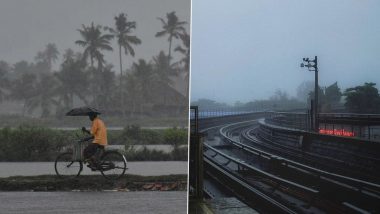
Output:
top-left (319, 129), bottom-right (355, 137)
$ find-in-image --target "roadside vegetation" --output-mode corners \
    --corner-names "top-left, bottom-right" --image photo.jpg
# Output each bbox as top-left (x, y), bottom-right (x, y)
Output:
top-left (0, 174), bottom-right (187, 191)
top-left (0, 125), bottom-right (188, 161)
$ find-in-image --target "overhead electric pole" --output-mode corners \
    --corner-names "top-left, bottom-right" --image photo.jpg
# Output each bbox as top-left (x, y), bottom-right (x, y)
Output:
top-left (301, 56), bottom-right (319, 132)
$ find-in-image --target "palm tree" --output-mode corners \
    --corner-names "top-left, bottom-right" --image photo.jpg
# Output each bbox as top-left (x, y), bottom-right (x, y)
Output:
top-left (13, 60), bottom-right (32, 79)
top-left (152, 51), bottom-right (177, 105)
top-left (107, 13), bottom-right (141, 117)
top-left (155, 11), bottom-right (187, 65)
top-left (34, 43), bottom-right (59, 72)
top-left (55, 49), bottom-right (89, 111)
top-left (131, 59), bottom-right (154, 114)
top-left (174, 31), bottom-right (190, 98)
top-left (9, 73), bottom-right (37, 116)
top-left (26, 73), bottom-right (59, 118)
top-left (62, 48), bottom-right (75, 63)
top-left (45, 43), bottom-right (59, 71)
top-left (75, 22), bottom-right (113, 69)
top-left (153, 51), bottom-right (176, 86)
top-left (174, 32), bottom-right (190, 72)
top-left (75, 22), bottom-right (113, 108)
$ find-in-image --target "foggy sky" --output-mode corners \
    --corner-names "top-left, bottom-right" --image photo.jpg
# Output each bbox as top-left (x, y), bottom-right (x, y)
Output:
top-left (0, 0), bottom-right (190, 71)
top-left (190, 0), bottom-right (380, 104)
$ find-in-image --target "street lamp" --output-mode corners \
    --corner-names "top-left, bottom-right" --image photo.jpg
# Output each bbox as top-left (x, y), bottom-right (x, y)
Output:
top-left (300, 56), bottom-right (319, 132)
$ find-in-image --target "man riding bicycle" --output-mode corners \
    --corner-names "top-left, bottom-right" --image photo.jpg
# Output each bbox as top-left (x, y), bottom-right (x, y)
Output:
top-left (81, 112), bottom-right (108, 169)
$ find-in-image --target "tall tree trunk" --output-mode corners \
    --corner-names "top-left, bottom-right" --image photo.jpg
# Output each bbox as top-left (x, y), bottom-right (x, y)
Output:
top-left (90, 56), bottom-right (98, 108)
top-left (168, 35), bottom-right (173, 65)
top-left (119, 44), bottom-right (125, 118)
top-left (166, 35), bottom-right (173, 107)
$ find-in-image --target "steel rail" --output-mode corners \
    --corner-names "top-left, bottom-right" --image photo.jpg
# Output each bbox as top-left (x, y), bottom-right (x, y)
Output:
top-left (204, 143), bottom-right (319, 194)
top-left (203, 155), bottom-right (298, 214)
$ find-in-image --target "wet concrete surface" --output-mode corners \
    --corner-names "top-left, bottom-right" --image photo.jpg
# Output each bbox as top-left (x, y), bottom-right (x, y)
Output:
top-left (0, 191), bottom-right (186, 214)
top-left (189, 197), bottom-right (258, 214)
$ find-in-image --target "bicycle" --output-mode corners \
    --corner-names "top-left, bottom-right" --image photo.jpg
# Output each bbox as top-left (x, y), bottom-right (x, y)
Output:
top-left (54, 132), bottom-right (127, 180)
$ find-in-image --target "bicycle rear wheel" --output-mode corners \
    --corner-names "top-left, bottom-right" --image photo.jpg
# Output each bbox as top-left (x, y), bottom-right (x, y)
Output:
top-left (100, 151), bottom-right (127, 180)
top-left (54, 152), bottom-right (82, 178)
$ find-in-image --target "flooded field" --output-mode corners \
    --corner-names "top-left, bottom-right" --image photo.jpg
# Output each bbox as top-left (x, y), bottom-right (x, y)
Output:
top-left (0, 161), bottom-right (188, 177)
top-left (0, 191), bottom-right (187, 214)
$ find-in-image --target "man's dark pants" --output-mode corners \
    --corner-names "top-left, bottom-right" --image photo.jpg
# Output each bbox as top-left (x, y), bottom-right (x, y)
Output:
top-left (84, 143), bottom-right (104, 161)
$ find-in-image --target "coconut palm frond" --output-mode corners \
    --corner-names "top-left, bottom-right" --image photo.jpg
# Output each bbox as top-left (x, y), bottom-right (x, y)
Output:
top-left (155, 30), bottom-right (167, 37)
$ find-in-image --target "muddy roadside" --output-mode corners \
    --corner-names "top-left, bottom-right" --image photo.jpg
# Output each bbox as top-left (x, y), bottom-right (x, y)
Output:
top-left (0, 174), bottom-right (187, 192)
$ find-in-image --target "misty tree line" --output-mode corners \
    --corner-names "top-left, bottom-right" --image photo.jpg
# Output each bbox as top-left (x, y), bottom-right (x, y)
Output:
top-left (0, 11), bottom-right (190, 118)
top-left (192, 81), bottom-right (380, 114)
top-left (298, 81), bottom-right (380, 113)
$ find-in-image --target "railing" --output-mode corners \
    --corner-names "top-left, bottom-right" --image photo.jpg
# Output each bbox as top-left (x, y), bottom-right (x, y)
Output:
top-left (319, 113), bottom-right (380, 120)
top-left (189, 107), bottom-right (262, 119)
top-left (265, 111), bottom-right (380, 141)
top-left (204, 143), bottom-right (319, 195)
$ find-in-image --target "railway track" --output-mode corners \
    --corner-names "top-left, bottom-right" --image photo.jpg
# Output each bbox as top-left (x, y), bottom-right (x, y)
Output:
top-left (202, 120), bottom-right (380, 213)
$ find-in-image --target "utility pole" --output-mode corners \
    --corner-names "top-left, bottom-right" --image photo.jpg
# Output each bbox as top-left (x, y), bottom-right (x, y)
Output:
top-left (301, 56), bottom-right (319, 132)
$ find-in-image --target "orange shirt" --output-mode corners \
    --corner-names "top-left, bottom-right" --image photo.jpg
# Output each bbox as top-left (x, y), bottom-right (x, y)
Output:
top-left (90, 118), bottom-right (108, 146)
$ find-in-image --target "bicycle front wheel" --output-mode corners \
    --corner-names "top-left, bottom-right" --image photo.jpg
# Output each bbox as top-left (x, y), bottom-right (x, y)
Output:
top-left (54, 152), bottom-right (82, 178)
top-left (100, 151), bottom-right (127, 180)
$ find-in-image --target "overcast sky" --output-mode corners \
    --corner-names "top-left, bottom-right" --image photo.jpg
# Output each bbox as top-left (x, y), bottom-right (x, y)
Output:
top-left (0, 0), bottom-right (190, 70)
top-left (190, 0), bottom-right (380, 104)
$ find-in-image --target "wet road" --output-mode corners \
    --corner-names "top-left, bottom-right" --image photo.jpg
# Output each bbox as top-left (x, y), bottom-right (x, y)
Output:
top-left (0, 191), bottom-right (187, 214)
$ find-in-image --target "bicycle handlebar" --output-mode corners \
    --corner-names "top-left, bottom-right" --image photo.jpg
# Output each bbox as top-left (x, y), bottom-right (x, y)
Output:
top-left (78, 136), bottom-right (93, 143)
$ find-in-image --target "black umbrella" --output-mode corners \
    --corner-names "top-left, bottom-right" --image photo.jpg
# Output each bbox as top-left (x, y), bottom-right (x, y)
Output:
top-left (66, 106), bottom-right (101, 116)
